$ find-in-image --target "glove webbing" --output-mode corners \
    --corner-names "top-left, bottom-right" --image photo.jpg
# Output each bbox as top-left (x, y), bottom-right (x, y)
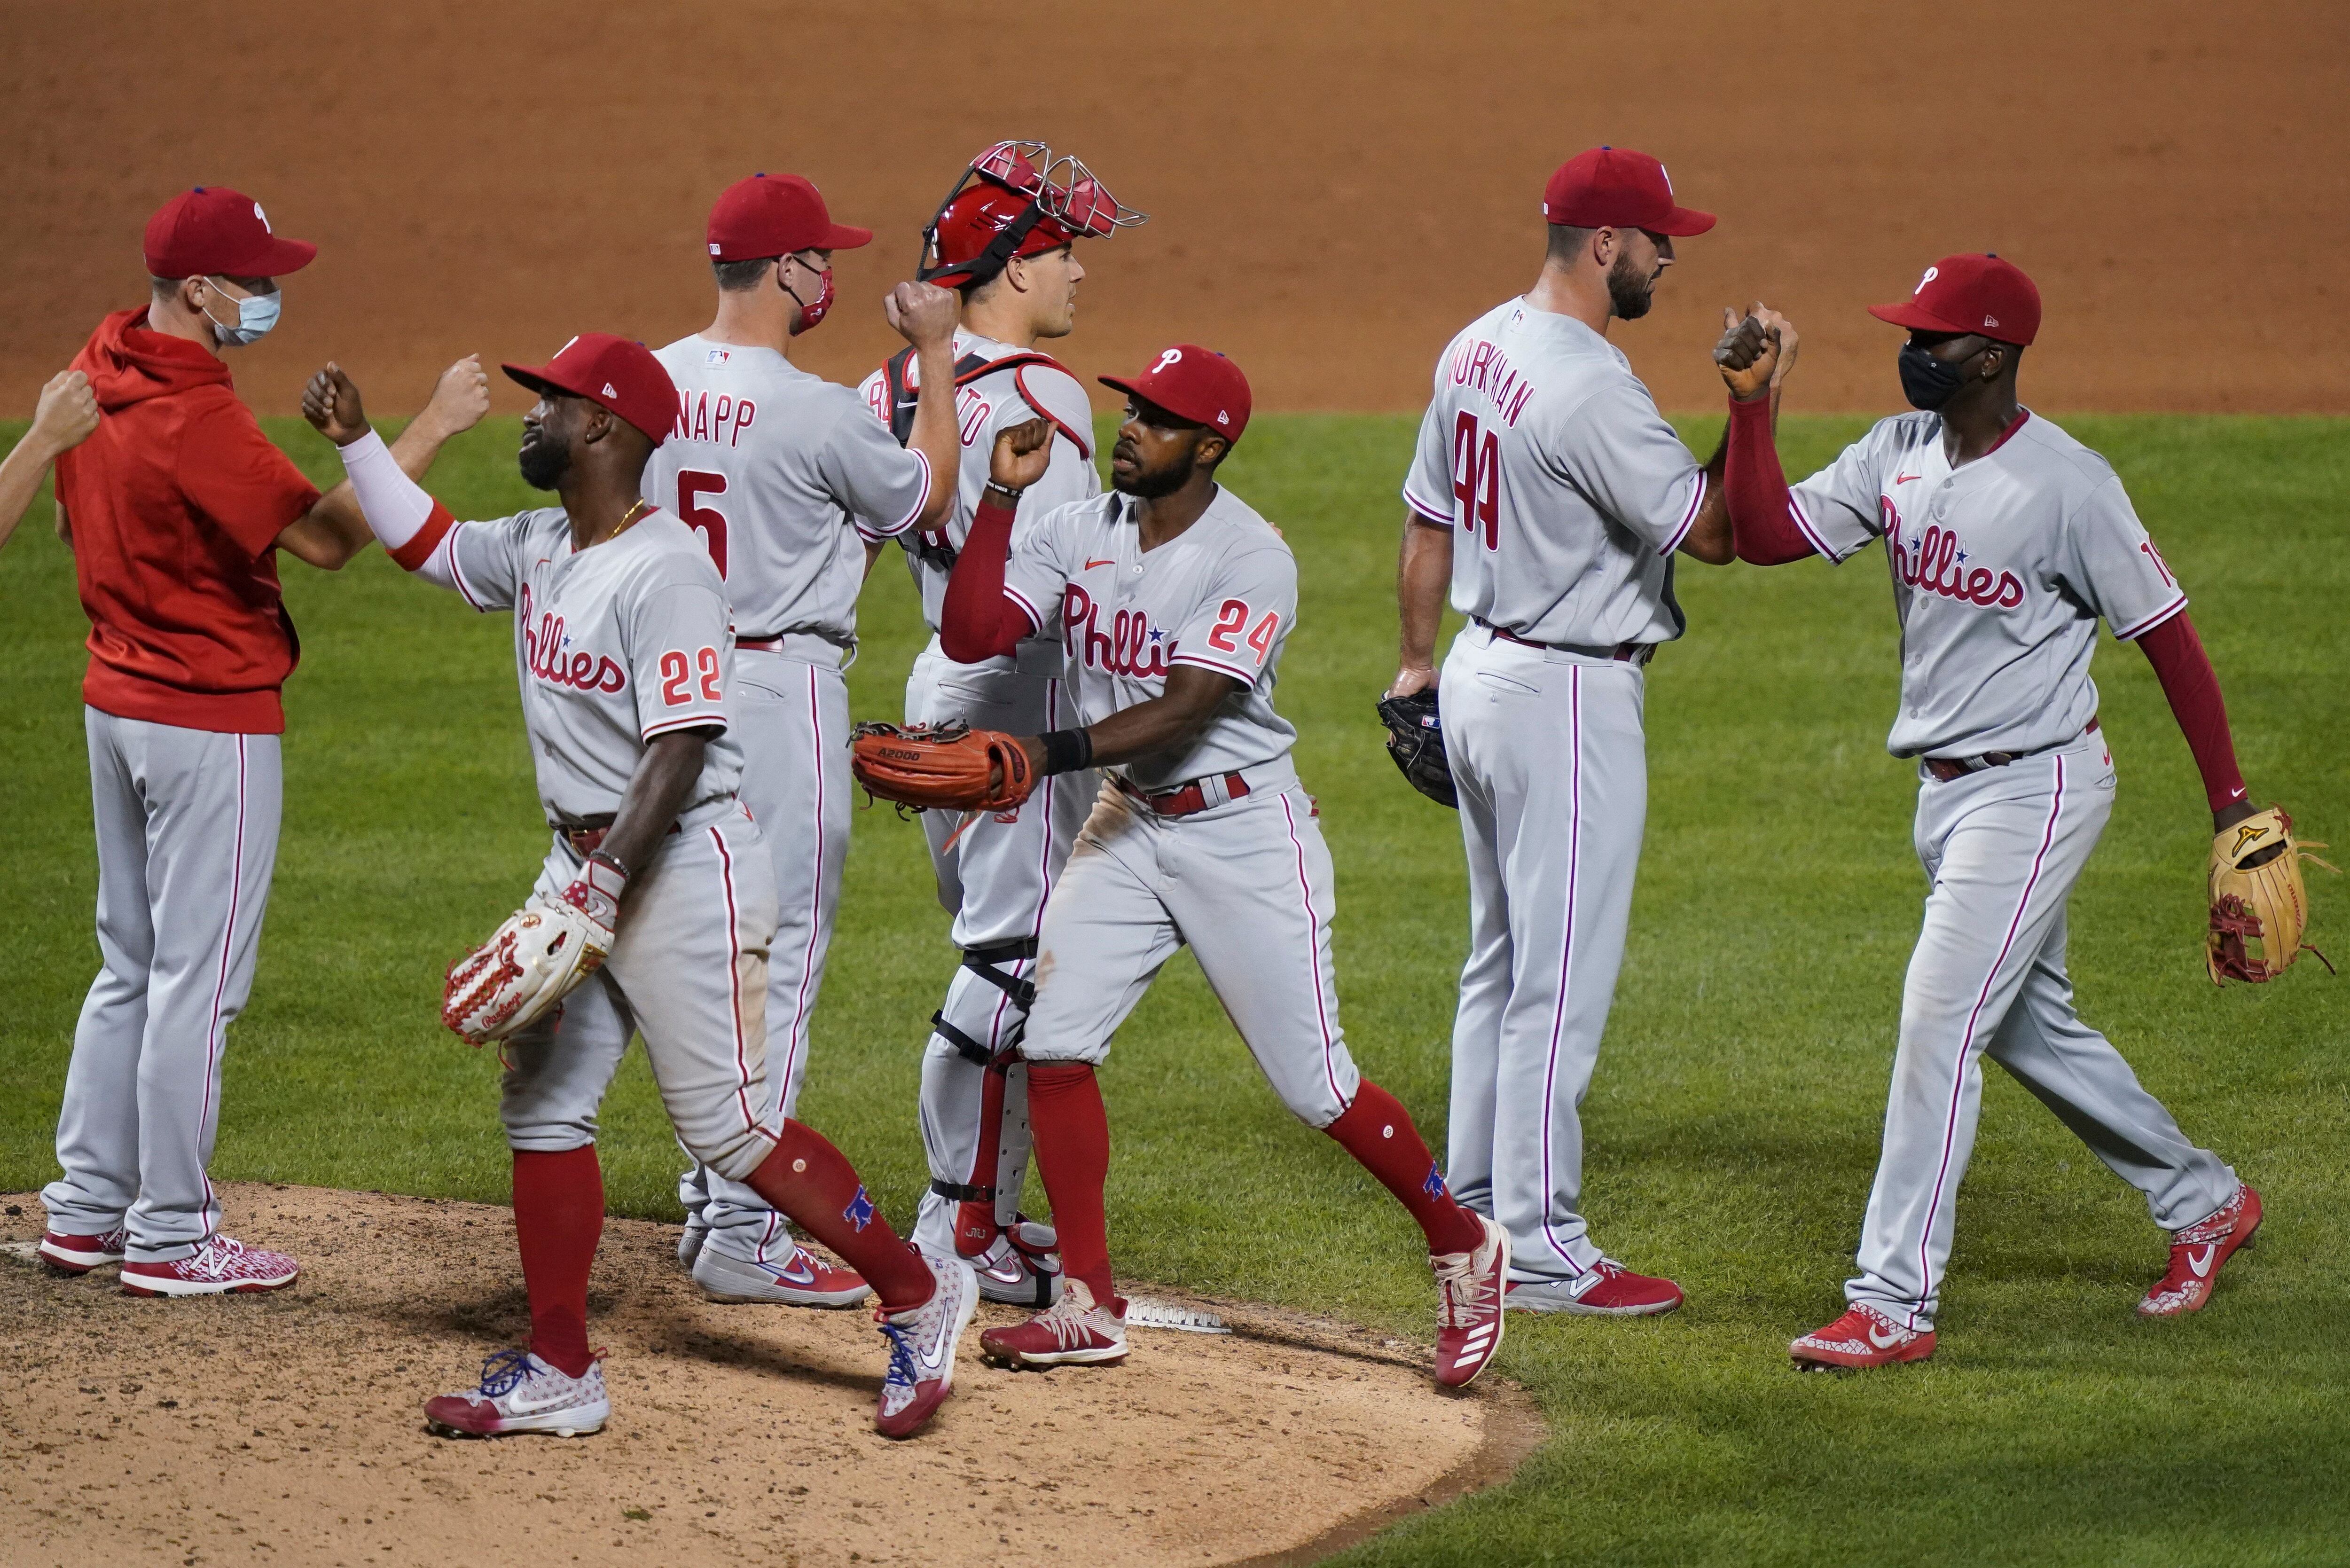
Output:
top-left (928, 939), bottom-right (1039, 1204)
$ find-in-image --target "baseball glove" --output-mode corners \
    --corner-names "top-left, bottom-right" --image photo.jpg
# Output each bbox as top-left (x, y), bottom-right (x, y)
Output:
top-left (1376, 689), bottom-right (1458, 808)
top-left (2207, 806), bottom-right (2336, 984)
top-left (442, 896), bottom-right (611, 1044)
top-left (850, 720), bottom-right (1035, 813)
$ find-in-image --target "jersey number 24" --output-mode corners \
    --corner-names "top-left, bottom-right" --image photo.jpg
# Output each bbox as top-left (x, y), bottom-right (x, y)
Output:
top-left (1451, 412), bottom-right (1500, 552)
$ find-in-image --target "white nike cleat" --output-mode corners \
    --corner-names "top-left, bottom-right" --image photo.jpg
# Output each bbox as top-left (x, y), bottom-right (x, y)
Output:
top-left (1432, 1213), bottom-right (1509, 1388)
top-left (693, 1242), bottom-right (872, 1308)
top-left (873, 1254), bottom-right (978, 1439)
top-left (977, 1277), bottom-right (1129, 1370)
top-left (964, 1220), bottom-right (1064, 1308)
top-left (423, 1349), bottom-right (610, 1437)
top-left (1789, 1304), bottom-right (1935, 1372)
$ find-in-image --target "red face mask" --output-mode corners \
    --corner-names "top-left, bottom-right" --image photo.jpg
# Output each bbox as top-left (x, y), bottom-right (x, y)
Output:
top-left (783, 257), bottom-right (833, 335)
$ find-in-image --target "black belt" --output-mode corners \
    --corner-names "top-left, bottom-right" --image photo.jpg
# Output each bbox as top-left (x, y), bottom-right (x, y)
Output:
top-left (1922, 718), bottom-right (2099, 783)
top-left (554, 817), bottom-right (680, 857)
top-left (1474, 617), bottom-right (1653, 665)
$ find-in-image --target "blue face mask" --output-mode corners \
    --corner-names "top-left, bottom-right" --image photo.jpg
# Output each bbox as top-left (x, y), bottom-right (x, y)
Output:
top-left (203, 281), bottom-right (281, 348)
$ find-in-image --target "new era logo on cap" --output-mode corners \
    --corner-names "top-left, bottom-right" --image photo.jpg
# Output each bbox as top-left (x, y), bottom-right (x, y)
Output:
top-left (603, 383), bottom-right (618, 398)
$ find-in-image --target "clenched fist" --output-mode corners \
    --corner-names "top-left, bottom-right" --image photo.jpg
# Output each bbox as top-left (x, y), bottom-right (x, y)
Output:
top-left (30, 369), bottom-right (99, 455)
top-left (885, 280), bottom-right (960, 349)
top-left (421, 354), bottom-right (492, 441)
top-left (301, 362), bottom-right (370, 447)
top-left (1715, 303), bottom-right (1800, 402)
top-left (988, 416), bottom-right (1056, 492)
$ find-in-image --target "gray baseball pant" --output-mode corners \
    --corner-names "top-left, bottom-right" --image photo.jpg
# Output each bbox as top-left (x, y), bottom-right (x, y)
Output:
top-left (43, 709), bottom-right (282, 1263)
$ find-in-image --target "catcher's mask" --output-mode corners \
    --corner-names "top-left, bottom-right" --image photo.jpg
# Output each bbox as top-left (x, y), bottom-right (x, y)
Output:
top-left (918, 140), bottom-right (1145, 291)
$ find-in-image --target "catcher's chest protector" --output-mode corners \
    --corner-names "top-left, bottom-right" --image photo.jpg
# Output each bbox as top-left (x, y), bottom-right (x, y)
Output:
top-left (881, 347), bottom-right (1089, 453)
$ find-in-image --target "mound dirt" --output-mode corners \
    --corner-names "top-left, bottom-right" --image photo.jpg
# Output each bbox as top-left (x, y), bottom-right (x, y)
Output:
top-left (0, 1184), bottom-right (1538, 1568)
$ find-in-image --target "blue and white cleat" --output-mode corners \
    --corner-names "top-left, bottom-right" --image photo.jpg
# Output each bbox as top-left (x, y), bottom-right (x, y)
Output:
top-left (423, 1348), bottom-right (610, 1438)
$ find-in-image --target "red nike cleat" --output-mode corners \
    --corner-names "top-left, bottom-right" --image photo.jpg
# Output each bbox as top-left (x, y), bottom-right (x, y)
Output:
top-left (1789, 1304), bottom-right (1935, 1371)
top-left (2139, 1183), bottom-right (2262, 1317)
top-left (978, 1278), bottom-right (1128, 1369)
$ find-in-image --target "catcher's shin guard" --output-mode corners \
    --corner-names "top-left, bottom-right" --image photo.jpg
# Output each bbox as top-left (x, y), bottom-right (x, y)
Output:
top-left (927, 940), bottom-right (1039, 1258)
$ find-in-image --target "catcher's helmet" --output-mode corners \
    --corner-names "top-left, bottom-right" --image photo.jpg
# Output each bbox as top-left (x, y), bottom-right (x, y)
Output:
top-left (918, 140), bottom-right (1145, 290)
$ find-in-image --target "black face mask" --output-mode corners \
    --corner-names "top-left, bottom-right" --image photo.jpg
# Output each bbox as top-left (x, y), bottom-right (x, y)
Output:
top-left (1898, 341), bottom-right (1967, 410)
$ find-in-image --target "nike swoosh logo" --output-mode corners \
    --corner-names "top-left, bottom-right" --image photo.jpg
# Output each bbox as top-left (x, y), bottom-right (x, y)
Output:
top-left (504, 1384), bottom-right (587, 1415)
top-left (1085, 558), bottom-right (1116, 570)
top-left (1867, 1325), bottom-right (1905, 1348)
top-left (1894, 473), bottom-right (1922, 485)
top-left (2187, 1244), bottom-right (2216, 1278)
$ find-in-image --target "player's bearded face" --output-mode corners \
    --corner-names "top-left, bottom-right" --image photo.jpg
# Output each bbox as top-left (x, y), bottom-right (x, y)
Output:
top-left (1606, 251), bottom-right (1657, 321)
top-left (1110, 413), bottom-right (1200, 500)
top-left (517, 399), bottom-right (575, 490)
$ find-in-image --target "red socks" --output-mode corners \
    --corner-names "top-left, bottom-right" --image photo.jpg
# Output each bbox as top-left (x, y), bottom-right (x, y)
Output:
top-left (743, 1121), bottom-right (935, 1314)
top-left (512, 1145), bottom-right (604, 1378)
top-left (1326, 1082), bottom-right (1485, 1255)
top-left (1026, 1061), bottom-right (1115, 1305)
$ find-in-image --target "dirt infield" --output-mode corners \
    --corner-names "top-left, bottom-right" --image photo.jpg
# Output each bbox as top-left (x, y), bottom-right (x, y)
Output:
top-left (3, 1), bottom-right (2342, 419)
top-left (0, 1184), bottom-right (1541, 1568)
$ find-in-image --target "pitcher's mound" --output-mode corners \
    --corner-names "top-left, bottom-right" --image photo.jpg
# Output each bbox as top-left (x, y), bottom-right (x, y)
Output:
top-left (1, 1184), bottom-right (1538, 1567)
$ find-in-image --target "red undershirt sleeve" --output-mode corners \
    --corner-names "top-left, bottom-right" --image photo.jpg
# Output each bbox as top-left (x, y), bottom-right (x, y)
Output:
top-left (938, 496), bottom-right (1038, 663)
top-left (1723, 393), bottom-right (1817, 566)
top-left (2134, 612), bottom-right (2248, 812)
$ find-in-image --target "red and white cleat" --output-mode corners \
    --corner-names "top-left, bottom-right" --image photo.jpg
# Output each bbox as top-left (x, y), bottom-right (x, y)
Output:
top-left (424, 1349), bottom-right (610, 1438)
top-left (1790, 1304), bottom-right (1936, 1372)
top-left (693, 1241), bottom-right (871, 1308)
top-left (1506, 1259), bottom-right (1684, 1317)
top-left (873, 1254), bottom-right (979, 1439)
top-left (119, 1235), bottom-right (298, 1297)
top-left (978, 1277), bottom-right (1129, 1370)
top-left (1432, 1213), bottom-right (1509, 1388)
top-left (2139, 1184), bottom-right (2262, 1317)
top-left (38, 1227), bottom-right (128, 1274)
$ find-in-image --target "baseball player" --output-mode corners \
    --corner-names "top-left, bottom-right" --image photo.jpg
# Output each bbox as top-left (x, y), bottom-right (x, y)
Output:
top-left (37, 187), bottom-right (463, 1296)
top-left (1389, 148), bottom-right (1733, 1316)
top-left (1713, 255), bottom-right (2265, 1369)
top-left (0, 370), bottom-right (99, 551)
top-left (853, 141), bottom-right (1143, 1302)
top-left (929, 347), bottom-right (1512, 1390)
top-left (642, 172), bottom-right (965, 1309)
top-left (301, 337), bottom-right (976, 1439)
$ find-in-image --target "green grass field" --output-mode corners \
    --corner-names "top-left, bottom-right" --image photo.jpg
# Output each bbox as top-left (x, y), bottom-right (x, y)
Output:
top-left (3, 411), bottom-right (2345, 1566)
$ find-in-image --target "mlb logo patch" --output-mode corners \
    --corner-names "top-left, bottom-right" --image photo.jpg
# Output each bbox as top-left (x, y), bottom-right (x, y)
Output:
top-left (843, 1185), bottom-right (876, 1232)
top-left (706, 347), bottom-right (732, 364)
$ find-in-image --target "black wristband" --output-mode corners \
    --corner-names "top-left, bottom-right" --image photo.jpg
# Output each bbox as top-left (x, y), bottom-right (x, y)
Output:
top-left (983, 482), bottom-right (1025, 507)
top-left (1038, 727), bottom-right (1093, 776)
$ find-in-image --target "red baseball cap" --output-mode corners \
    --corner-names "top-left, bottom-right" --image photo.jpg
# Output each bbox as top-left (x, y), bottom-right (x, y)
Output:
top-left (706, 173), bottom-right (872, 262)
top-left (501, 334), bottom-right (677, 446)
top-left (143, 186), bottom-right (316, 278)
top-left (1869, 253), bottom-right (2041, 346)
top-left (1100, 345), bottom-right (1251, 442)
top-left (1542, 147), bottom-right (1715, 237)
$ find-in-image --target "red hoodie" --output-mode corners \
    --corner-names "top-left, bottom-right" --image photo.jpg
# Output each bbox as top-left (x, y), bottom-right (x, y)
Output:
top-left (54, 309), bottom-right (323, 733)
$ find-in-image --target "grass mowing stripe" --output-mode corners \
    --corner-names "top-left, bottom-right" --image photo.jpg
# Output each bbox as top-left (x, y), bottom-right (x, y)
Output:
top-left (2, 412), bottom-right (2343, 1566)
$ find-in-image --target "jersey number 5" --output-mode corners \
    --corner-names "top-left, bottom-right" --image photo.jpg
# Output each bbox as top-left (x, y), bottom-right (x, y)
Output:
top-left (1451, 411), bottom-right (1500, 552)
top-left (677, 470), bottom-right (730, 579)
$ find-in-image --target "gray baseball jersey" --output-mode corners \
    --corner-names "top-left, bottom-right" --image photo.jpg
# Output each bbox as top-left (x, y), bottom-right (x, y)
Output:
top-left (1787, 410), bottom-right (2188, 759)
top-left (1002, 488), bottom-right (1297, 792)
top-left (646, 336), bottom-right (932, 643)
top-left (1403, 299), bottom-right (1707, 647)
top-left (444, 508), bottom-right (744, 823)
top-left (856, 330), bottom-right (1101, 638)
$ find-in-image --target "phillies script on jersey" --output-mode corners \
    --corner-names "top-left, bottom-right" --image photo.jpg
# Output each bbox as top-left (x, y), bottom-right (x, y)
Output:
top-left (1884, 511), bottom-right (2027, 611)
top-left (521, 584), bottom-right (628, 693)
